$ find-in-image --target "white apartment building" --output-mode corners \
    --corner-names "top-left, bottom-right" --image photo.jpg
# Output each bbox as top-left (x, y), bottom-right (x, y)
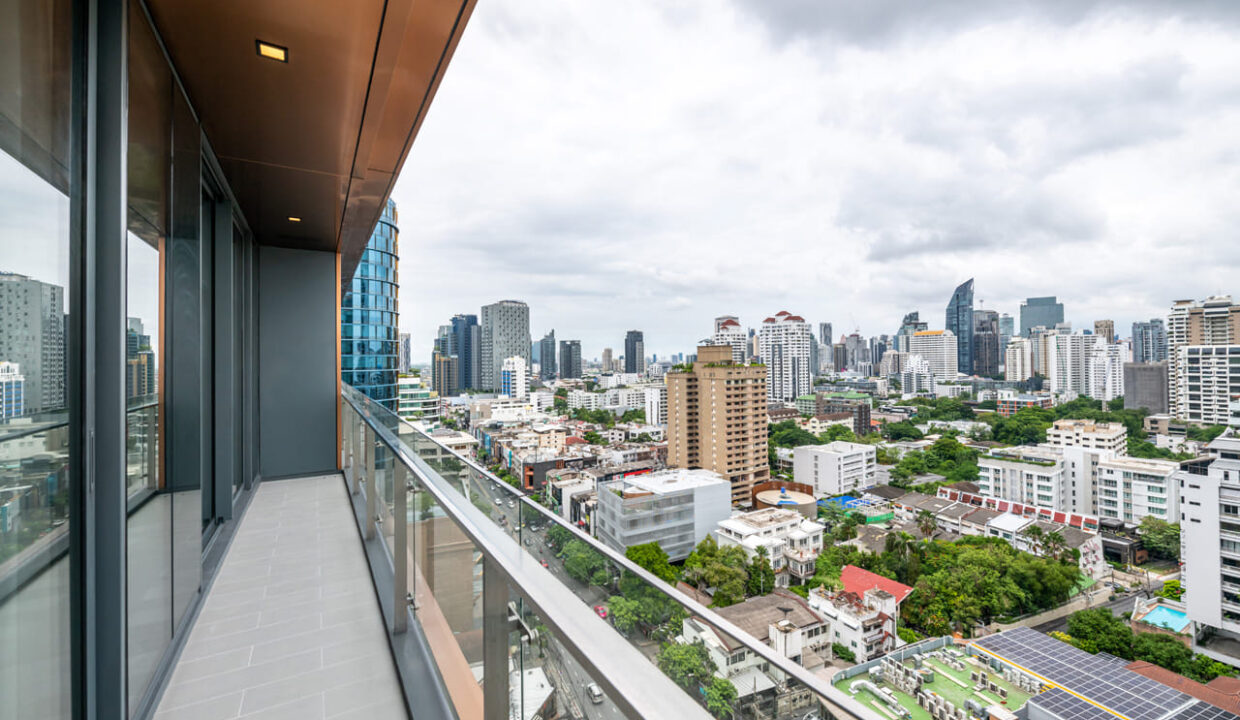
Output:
top-left (710, 317), bottom-right (748, 364)
top-left (1095, 456), bottom-right (1179, 523)
top-left (644, 385), bottom-right (667, 425)
top-left (396, 375), bottom-right (440, 423)
top-left (899, 354), bottom-right (935, 394)
top-left (759, 312), bottom-right (813, 402)
top-left (907, 330), bottom-right (958, 380)
top-left (1045, 419), bottom-right (1128, 454)
top-left (879, 351), bottom-right (908, 376)
top-left (1169, 296), bottom-right (1240, 419)
top-left (1179, 430), bottom-right (1240, 666)
top-left (715, 508), bottom-right (825, 586)
top-left (567, 389), bottom-right (602, 410)
top-left (602, 387), bottom-right (645, 411)
top-left (792, 442), bottom-right (877, 496)
top-left (1178, 345), bottom-right (1240, 426)
top-left (1004, 337), bottom-right (1033, 382)
top-left (1089, 341), bottom-right (1125, 402)
top-left (976, 446), bottom-right (1067, 510)
top-left (500, 355), bottom-right (529, 399)
top-left (594, 468), bottom-right (731, 561)
top-left (1046, 332), bottom-right (1095, 398)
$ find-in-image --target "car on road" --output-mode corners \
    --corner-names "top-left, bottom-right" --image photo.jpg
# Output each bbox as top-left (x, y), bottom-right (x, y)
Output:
top-left (494, 498), bottom-right (501, 505)
top-left (541, 560), bottom-right (549, 568)
top-left (593, 605), bottom-right (608, 619)
top-left (507, 500), bottom-right (515, 508)
top-left (586, 683), bottom-right (604, 704)
top-left (524, 537), bottom-right (532, 546)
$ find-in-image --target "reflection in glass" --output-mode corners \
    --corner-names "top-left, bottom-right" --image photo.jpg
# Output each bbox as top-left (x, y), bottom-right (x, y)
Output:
top-left (125, 2), bottom-right (171, 714)
top-left (0, 0), bottom-right (75, 717)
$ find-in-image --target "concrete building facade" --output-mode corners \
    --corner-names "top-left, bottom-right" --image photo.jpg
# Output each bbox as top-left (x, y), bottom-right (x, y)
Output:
top-left (480, 300), bottom-right (531, 391)
top-left (907, 330), bottom-right (958, 380)
top-left (759, 312), bottom-right (813, 402)
top-left (594, 468), bottom-right (731, 561)
top-left (792, 442), bottom-right (877, 497)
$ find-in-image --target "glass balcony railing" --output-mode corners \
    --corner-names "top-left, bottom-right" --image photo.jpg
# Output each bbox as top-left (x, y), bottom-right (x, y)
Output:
top-left (341, 384), bottom-right (872, 720)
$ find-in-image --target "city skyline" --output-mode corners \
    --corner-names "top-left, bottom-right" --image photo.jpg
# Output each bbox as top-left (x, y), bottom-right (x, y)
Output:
top-left (390, 0), bottom-right (1240, 361)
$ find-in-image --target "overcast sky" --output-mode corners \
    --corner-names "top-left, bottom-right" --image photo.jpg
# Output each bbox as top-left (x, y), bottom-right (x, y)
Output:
top-left (391, 0), bottom-right (1240, 361)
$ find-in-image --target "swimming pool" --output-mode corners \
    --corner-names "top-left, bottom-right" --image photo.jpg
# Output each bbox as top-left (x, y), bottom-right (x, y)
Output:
top-left (1142, 605), bottom-right (1190, 633)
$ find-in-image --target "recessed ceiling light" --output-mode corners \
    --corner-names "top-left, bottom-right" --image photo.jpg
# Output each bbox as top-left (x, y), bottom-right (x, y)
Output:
top-left (288, 216), bottom-right (301, 223)
top-left (257, 40), bottom-right (288, 63)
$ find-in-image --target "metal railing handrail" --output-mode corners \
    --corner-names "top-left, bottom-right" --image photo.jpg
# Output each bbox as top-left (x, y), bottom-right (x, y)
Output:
top-left (0, 397), bottom-right (156, 444)
top-left (342, 388), bottom-right (712, 720)
top-left (344, 385), bottom-right (875, 720)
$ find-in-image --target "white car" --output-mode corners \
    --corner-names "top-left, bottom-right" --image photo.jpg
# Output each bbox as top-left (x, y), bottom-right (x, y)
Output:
top-left (586, 683), bottom-right (604, 704)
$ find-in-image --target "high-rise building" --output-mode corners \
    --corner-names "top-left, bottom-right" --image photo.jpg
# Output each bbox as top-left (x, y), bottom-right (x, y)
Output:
top-left (601, 347), bottom-right (613, 372)
top-left (832, 344), bottom-right (848, 373)
top-left (709, 317), bottom-right (747, 364)
top-left (894, 312), bottom-right (928, 352)
top-left (819, 323), bottom-right (833, 347)
top-left (341, 199), bottom-right (400, 411)
top-left (0, 272), bottom-right (66, 413)
top-left (624, 330), bottom-right (645, 374)
top-left (450, 314), bottom-right (480, 390)
top-left (480, 300), bottom-right (531, 390)
top-left (879, 351), bottom-right (908, 377)
top-left (558, 340), bottom-right (582, 379)
top-left (945, 279), bottom-right (974, 376)
top-left (907, 330), bottom-right (958, 380)
top-left (1124, 362), bottom-right (1169, 414)
top-left (538, 330), bottom-right (557, 380)
top-left (1179, 346), bottom-right (1240, 425)
top-left (1020, 296), bottom-right (1064, 337)
top-left (1094, 320), bottom-right (1115, 344)
top-left (759, 312), bottom-right (813, 402)
top-left (644, 385), bottom-right (668, 425)
top-left (500, 356), bottom-right (529, 400)
top-left (1168, 296), bottom-right (1240, 420)
top-left (868, 335), bottom-right (889, 369)
top-left (125, 317), bottom-right (156, 399)
top-left (1005, 338), bottom-right (1033, 382)
top-left (972, 309), bottom-right (1000, 378)
top-left (1180, 431), bottom-right (1240, 664)
top-left (666, 345), bottom-right (769, 505)
top-left (1046, 332), bottom-right (1095, 398)
top-left (431, 352), bottom-right (459, 398)
top-left (843, 333), bottom-right (868, 371)
top-left (0, 362), bottom-right (26, 419)
top-left (998, 313), bottom-right (1015, 354)
top-left (1131, 319), bottom-right (1167, 363)
top-left (1088, 342), bottom-right (1125, 402)
top-left (398, 332), bottom-right (412, 374)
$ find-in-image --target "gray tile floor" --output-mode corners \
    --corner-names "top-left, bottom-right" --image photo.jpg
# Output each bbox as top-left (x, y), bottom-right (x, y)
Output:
top-left (154, 474), bottom-right (407, 719)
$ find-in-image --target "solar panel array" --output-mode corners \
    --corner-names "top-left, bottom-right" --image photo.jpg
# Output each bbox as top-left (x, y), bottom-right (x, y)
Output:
top-left (972, 627), bottom-right (1192, 720)
top-left (1029, 688), bottom-right (1117, 720)
top-left (1176, 703), bottom-right (1239, 720)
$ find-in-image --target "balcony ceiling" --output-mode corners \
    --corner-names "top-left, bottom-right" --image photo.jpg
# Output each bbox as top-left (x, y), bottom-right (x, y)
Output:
top-left (146, 0), bottom-right (476, 287)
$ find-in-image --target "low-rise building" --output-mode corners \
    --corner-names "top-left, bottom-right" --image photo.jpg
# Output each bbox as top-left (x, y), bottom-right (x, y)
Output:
top-left (803, 412), bottom-right (854, 435)
top-left (594, 468), bottom-right (731, 561)
top-left (1045, 419), bottom-right (1128, 454)
top-left (976, 446), bottom-right (1066, 510)
top-left (807, 565), bottom-right (913, 663)
top-left (1096, 456), bottom-right (1180, 524)
top-left (715, 508), bottom-right (825, 586)
top-left (996, 393), bottom-right (1054, 417)
top-left (792, 442), bottom-right (877, 497)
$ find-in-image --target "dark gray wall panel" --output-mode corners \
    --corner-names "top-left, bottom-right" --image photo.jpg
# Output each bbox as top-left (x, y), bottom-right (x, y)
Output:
top-left (258, 246), bottom-right (336, 477)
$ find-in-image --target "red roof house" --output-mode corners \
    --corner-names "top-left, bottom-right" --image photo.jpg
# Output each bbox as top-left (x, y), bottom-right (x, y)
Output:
top-left (840, 565), bottom-right (914, 605)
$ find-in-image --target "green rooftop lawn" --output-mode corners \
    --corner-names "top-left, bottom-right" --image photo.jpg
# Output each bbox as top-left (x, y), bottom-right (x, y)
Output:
top-left (834, 651), bottom-right (1033, 720)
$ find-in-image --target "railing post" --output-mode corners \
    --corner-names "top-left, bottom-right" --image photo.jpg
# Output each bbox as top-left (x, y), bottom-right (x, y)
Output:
top-left (482, 557), bottom-right (509, 720)
top-left (393, 462), bottom-right (409, 634)
top-left (365, 439), bottom-right (377, 541)
top-left (355, 422), bottom-right (366, 497)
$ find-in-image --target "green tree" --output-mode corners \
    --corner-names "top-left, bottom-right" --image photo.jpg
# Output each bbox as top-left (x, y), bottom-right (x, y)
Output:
top-left (883, 421), bottom-right (924, 441)
top-left (626, 542), bottom-right (678, 585)
top-left (1140, 517), bottom-right (1181, 560)
top-left (916, 510), bottom-right (938, 539)
top-left (746, 547), bottom-right (776, 597)
top-left (1133, 632), bottom-right (1193, 674)
top-left (832, 643), bottom-right (856, 662)
top-left (583, 430), bottom-right (606, 445)
top-left (563, 539), bottom-right (609, 585)
top-left (1156, 579), bottom-right (1184, 600)
top-left (819, 424), bottom-right (857, 443)
top-left (547, 524), bottom-right (573, 552)
top-left (705, 677), bottom-right (739, 719)
top-left (769, 420), bottom-right (820, 448)
top-left (656, 641), bottom-right (716, 691)
top-left (1065, 608), bottom-right (1133, 658)
top-left (621, 408), bottom-right (646, 423)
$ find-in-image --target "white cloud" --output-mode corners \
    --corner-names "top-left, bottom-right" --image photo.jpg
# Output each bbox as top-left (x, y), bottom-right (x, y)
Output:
top-left (391, 0), bottom-right (1240, 361)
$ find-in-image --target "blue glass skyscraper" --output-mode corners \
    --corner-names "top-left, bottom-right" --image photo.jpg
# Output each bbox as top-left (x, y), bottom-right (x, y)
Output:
top-left (342, 199), bottom-right (400, 411)
top-left (945, 278), bottom-right (974, 376)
